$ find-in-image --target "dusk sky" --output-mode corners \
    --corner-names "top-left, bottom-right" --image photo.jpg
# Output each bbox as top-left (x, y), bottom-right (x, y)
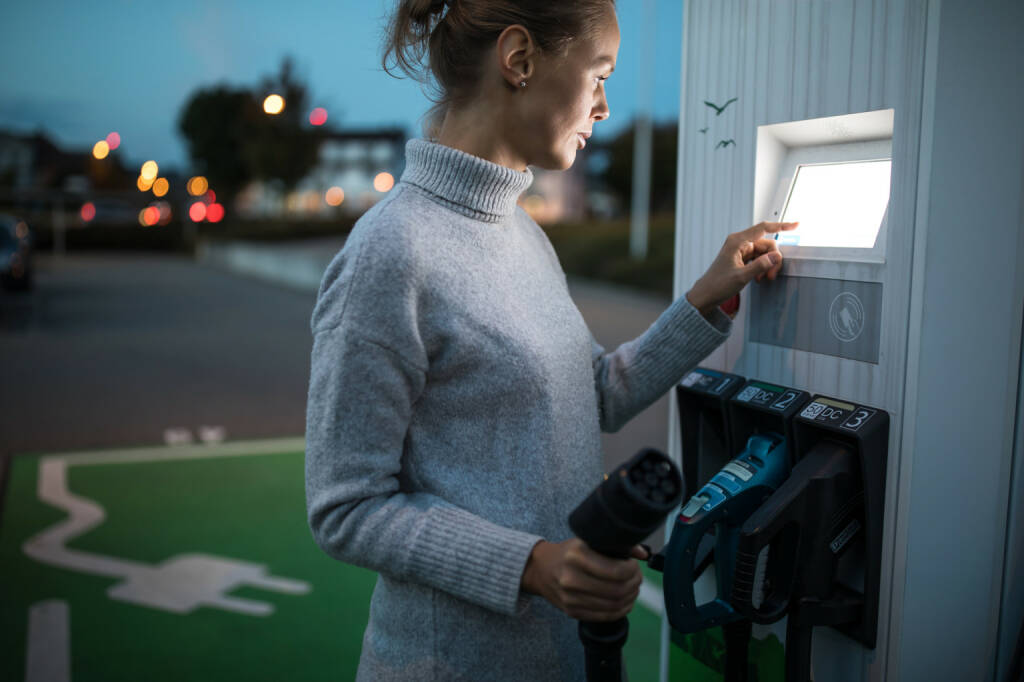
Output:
top-left (0, 1), bottom-right (685, 174)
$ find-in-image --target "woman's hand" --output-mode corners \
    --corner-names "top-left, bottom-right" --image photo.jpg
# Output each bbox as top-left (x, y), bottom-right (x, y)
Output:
top-left (686, 221), bottom-right (798, 317)
top-left (521, 539), bottom-right (648, 622)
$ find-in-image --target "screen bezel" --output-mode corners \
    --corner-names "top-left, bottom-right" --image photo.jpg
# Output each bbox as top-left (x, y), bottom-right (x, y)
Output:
top-left (767, 139), bottom-right (892, 264)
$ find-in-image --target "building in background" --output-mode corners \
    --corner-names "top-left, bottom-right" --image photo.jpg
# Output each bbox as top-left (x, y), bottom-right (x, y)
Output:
top-left (235, 128), bottom-right (406, 219)
top-left (0, 131), bottom-right (132, 195)
top-left (0, 130), bottom-right (142, 228)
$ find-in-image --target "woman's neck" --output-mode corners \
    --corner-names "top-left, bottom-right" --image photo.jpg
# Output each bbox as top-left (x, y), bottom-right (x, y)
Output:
top-left (436, 103), bottom-right (528, 171)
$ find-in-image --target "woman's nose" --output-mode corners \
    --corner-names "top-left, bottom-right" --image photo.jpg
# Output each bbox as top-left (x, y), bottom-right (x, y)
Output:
top-left (593, 88), bottom-right (610, 122)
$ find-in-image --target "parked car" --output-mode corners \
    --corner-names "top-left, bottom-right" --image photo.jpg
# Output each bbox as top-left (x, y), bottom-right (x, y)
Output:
top-left (0, 214), bottom-right (33, 292)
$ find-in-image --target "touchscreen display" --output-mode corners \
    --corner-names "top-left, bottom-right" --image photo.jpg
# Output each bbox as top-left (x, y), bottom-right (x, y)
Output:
top-left (778, 159), bottom-right (891, 248)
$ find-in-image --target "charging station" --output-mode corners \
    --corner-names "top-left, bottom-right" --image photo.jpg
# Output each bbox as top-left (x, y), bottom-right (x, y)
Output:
top-left (666, 2), bottom-right (1024, 681)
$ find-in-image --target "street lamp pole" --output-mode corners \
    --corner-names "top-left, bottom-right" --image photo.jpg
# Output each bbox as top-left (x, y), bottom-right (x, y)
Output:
top-left (630, 0), bottom-right (656, 261)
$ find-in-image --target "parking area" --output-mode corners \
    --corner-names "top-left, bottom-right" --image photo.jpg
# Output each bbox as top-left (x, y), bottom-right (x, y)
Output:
top-left (0, 438), bottom-right (685, 682)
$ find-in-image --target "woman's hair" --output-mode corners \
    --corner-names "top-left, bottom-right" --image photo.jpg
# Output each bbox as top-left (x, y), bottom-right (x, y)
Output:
top-left (383, 0), bottom-right (615, 137)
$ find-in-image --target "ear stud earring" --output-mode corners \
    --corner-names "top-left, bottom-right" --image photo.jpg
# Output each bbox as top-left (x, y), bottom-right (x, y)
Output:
top-left (519, 81), bottom-right (527, 88)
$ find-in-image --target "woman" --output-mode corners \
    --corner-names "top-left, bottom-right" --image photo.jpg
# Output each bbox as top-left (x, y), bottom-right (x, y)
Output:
top-left (305, 1), bottom-right (793, 679)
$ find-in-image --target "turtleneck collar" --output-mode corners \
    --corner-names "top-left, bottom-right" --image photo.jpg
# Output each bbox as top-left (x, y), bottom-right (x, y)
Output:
top-left (399, 139), bottom-right (534, 223)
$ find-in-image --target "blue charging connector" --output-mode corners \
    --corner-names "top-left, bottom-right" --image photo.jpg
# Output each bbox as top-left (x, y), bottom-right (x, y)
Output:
top-left (661, 433), bottom-right (789, 634)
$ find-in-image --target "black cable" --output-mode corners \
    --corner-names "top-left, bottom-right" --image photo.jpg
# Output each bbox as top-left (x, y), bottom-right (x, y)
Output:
top-left (784, 612), bottom-right (813, 682)
top-left (579, 619), bottom-right (630, 682)
top-left (1008, 613), bottom-right (1024, 682)
top-left (723, 619), bottom-right (752, 682)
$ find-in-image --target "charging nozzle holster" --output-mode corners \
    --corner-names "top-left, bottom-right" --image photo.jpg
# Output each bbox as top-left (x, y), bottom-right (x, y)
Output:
top-left (730, 395), bottom-right (890, 682)
top-left (731, 439), bottom-right (863, 625)
top-left (671, 375), bottom-right (890, 682)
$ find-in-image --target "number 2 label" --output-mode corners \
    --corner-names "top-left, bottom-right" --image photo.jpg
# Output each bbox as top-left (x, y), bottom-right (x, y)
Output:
top-left (771, 391), bottom-right (798, 411)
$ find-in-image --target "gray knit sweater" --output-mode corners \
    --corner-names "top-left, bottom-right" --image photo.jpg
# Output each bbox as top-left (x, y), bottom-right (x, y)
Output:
top-left (305, 139), bottom-right (730, 681)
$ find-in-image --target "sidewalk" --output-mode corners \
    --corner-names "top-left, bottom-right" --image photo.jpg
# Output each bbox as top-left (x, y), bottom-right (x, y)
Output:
top-left (196, 236), bottom-right (677, 514)
top-left (196, 236), bottom-right (347, 293)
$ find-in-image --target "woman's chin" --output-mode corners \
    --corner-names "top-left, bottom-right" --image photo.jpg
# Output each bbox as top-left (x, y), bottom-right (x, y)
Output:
top-left (538, 149), bottom-right (576, 171)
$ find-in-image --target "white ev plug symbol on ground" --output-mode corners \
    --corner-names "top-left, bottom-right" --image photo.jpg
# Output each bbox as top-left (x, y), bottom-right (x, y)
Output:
top-left (23, 452), bottom-right (310, 616)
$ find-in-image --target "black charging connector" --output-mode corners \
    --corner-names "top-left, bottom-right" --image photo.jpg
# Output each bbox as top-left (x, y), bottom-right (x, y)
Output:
top-left (569, 448), bottom-right (683, 682)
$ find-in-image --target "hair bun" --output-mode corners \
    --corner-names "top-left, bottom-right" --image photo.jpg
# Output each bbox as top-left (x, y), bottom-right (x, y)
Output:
top-left (410, 0), bottom-right (446, 22)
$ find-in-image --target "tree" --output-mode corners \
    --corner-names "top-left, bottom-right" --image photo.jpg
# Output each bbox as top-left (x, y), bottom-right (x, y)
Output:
top-left (178, 86), bottom-right (254, 202)
top-left (177, 57), bottom-right (322, 206)
top-left (243, 58), bottom-right (321, 191)
top-left (601, 120), bottom-right (679, 214)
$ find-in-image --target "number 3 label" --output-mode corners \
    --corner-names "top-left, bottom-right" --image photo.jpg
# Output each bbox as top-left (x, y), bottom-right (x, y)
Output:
top-left (841, 408), bottom-right (875, 431)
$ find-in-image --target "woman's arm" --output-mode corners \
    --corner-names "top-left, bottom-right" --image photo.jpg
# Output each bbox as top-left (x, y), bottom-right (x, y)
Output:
top-left (590, 221), bottom-right (796, 432)
top-left (305, 325), bottom-right (543, 616)
top-left (590, 297), bottom-right (731, 432)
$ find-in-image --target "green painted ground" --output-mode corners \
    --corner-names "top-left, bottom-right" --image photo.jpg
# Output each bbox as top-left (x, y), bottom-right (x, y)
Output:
top-left (1, 450), bottom-right (377, 681)
top-left (0, 446), bottom-right (729, 681)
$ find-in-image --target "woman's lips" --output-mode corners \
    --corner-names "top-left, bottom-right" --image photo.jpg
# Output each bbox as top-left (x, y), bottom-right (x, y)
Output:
top-left (577, 132), bottom-right (591, 149)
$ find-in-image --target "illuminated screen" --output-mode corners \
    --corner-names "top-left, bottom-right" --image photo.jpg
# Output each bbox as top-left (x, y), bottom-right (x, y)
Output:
top-left (777, 159), bottom-right (892, 248)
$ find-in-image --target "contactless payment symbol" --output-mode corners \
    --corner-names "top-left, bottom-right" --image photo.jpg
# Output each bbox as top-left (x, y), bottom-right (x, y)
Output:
top-left (829, 292), bottom-right (865, 343)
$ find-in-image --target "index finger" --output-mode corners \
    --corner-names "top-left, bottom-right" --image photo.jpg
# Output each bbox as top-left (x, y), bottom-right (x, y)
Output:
top-left (741, 221), bottom-right (798, 241)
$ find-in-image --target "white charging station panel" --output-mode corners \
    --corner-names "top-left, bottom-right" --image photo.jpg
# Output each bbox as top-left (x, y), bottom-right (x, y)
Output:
top-left (672, 3), bottom-right (930, 680)
top-left (747, 110), bottom-right (894, 363)
top-left (673, 3), bottom-right (1023, 681)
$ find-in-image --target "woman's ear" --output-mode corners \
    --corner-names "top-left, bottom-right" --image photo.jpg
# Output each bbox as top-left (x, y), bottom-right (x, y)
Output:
top-left (495, 24), bottom-right (536, 88)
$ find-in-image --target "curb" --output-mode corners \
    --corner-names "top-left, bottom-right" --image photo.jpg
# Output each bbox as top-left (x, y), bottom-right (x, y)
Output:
top-left (196, 237), bottom-right (345, 293)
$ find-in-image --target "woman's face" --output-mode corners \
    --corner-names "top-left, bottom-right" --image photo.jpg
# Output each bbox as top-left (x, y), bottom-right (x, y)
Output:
top-left (522, 11), bottom-right (620, 170)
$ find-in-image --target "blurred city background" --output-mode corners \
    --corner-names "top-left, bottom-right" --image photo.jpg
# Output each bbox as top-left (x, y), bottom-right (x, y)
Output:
top-left (1, 0), bottom-right (689, 456)
top-left (0, 3), bottom-right (715, 681)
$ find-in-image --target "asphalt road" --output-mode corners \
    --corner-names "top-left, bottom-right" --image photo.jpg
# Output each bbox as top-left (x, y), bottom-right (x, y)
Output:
top-left (0, 251), bottom-right (674, 472)
top-left (0, 252), bottom-right (317, 457)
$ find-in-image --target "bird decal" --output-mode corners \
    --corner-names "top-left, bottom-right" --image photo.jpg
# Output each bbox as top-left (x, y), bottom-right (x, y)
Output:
top-left (715, 139), bottom-right (736, 150)
top-left (704, 97), bottom-right (738, 116)
top-left (699, 127), bottom-right (709, 134)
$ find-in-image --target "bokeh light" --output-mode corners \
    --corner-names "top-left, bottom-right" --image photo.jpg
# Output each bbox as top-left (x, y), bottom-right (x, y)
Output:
top-left (189, 202), bottom-right (207, 222)
top-left (309, 107), bottom-right (328, 126)
top-left (140, 160), bottom-right (159, 181)
top-left (325, 186), bottom-right (345, 206)
top-left (106, 132), bottom-right (121, 150)
top-left (152, 178), bottom-right (169, 197)
top-left (137, 175), bottom-right (154, 192)
top-left (92, 140), bottom-right (110, 159)
top-left (80, 202), bottom-right (96, 222)
top-left (373, 172), bottom-right (395, 193)
top-left (15, 221), bottom-right (28, 239)
top-left (263, 94), bottom-right (285, 115)
top-left (204, 189), bottom-right (216, 204)
top-left (206, 203), bottom-right (225, 223)
top-left (156, 202), bottom-right (172, 224)
top-left (142, 206), bottom-right (160, 226)
top-left (187, 176), bottom-right (208, 196)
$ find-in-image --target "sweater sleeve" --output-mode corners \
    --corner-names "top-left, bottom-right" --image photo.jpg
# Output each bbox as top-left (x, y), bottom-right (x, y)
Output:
top-left (591, 296), bottom-right (732, 433)
top-left (520, 212), bottom-right (734, 434)
top-left (305, 226), bottom-right (541, 617)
